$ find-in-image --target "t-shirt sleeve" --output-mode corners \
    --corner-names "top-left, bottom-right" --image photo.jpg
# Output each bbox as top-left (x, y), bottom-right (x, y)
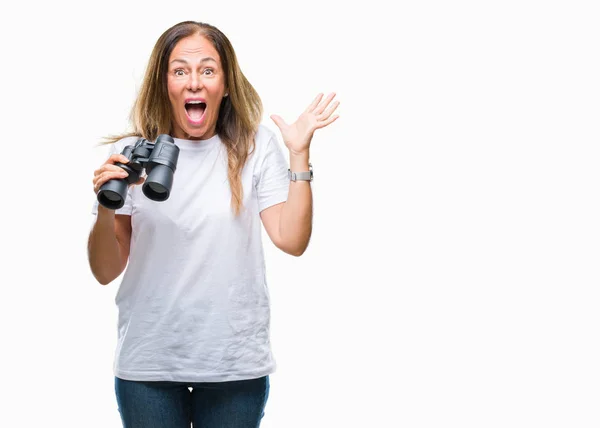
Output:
top-left (256, 133), bottom-right (289, 212)
top-left (91, 142), bottom-right (133, 216)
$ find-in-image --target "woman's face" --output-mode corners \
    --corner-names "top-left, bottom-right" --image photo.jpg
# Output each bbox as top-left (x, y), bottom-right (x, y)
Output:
top-left (167, 33), bottom-right (227, 140)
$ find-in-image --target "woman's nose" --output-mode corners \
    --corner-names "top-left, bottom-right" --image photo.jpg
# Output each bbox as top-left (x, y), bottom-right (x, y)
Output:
top-left (188, 72), bottom-right (202, 91)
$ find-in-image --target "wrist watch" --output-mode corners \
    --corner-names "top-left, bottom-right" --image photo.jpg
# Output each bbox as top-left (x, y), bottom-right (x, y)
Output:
top-left (288, 163), bottom-right (313, 182)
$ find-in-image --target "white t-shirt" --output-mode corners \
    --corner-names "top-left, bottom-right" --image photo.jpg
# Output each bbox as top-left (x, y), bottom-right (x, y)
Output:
top-left (91, 125), bottom-right (289, 382)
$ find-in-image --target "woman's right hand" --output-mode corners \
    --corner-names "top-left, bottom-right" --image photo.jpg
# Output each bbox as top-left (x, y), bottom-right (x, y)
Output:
top-left (93, 154), bottom-right (145, 195)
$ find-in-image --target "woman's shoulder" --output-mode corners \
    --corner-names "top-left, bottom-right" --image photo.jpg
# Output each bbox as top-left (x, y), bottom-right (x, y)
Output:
top-left (249, 125), bottom-right (286, 169)
top-left (255, 124), bottom-right (278, 145)
top-left (253, 125), bottom-right (282, 156)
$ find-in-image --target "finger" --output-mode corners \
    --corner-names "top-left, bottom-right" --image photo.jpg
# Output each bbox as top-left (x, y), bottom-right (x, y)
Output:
top-left (105, 164), bottom-right (129, 174)
top-left (95, 155), bottom-right (129, 175)
top-left (270, 114), bottom-right (288, 130)
top-left (108, 154), bottom-right (130, 165)
top-left (93, 171), bottom-right (107, 189)
top-left (317, 100), bottom-right (340, 121)
top-left (315, 114), bottom-right (340, 129)
top-left (304, 93), bottom-right (324, 113)
top-left (94, 170), bottom-right (128, 191)
top-left (314, 92), bottom-right (336, 115)
top-left (94, 164), bottom-right (127, 178)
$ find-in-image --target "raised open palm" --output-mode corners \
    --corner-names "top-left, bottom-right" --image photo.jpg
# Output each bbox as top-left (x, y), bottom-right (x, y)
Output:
top-left (270, 92), bottom-right (340, 155)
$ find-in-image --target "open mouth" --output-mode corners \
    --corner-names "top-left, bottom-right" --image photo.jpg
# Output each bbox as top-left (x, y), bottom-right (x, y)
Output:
top-left (184, 100), bottom-right (206, 123)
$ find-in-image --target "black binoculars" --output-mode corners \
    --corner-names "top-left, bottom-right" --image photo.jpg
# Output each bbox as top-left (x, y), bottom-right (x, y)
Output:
top-left (97, 134), bottom-right (180, 210)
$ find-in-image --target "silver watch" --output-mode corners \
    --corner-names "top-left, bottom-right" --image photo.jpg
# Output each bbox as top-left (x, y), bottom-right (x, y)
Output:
top-left (288, 163), bottom-right (313, 181)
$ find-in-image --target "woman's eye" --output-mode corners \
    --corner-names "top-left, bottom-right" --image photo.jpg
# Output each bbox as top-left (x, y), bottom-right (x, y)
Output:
top-left (203, 69), bottom-right (214, 75)
top-left (174, 69), bottom-right (185, 76)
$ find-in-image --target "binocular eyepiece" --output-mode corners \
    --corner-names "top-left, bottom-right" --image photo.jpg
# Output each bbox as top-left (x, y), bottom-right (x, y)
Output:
top-left (97, 134), bottom-right (180, 210)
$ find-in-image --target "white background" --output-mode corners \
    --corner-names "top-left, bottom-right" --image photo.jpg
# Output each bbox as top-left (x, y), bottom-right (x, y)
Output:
top-left (1, 0), bottom-right (599, 427)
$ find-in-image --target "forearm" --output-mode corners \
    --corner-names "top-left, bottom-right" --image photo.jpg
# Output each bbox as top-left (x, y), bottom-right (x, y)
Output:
top-left (279, 152), bottom-right (313, 256)
top-left (87, 207), bottom-right (125, 285)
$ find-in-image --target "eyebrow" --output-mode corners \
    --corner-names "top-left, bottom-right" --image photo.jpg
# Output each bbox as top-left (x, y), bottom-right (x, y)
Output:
top-left (169, 57), bottom-right (217, 65)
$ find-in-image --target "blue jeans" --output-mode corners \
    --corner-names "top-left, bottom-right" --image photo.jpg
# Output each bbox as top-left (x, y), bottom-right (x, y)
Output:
top-left (114, 375), bottom-right (269, 428)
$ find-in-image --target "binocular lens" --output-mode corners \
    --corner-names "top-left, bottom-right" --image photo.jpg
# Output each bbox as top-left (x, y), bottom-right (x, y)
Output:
top-left (104, 192), bottom-right (122, 202)
top-left (144, 182), bottom-right (168, 198)
top-left (143, 164), bottom-right (174, 201)
top-left (97, 179), bottom-right (127, 210)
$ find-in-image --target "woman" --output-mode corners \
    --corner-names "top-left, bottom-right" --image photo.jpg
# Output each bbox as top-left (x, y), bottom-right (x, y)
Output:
top-left (88, 20), bottom-right (339, 428)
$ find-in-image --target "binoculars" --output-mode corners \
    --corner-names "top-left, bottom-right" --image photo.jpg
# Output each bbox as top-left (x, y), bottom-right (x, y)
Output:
top-left (97, 134), bottom-right (180, 210)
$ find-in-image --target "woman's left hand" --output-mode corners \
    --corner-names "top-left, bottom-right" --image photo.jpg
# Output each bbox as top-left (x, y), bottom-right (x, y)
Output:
top-left (270, 92), bottom-right (340, 156)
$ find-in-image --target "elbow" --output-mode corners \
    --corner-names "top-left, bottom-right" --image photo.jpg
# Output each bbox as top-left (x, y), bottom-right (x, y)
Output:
top-left (92, 271), bottom-right (114, 286)
top-left (88, 254), bottom-right (127, 286)
top-left (89, 262), bottom-right (122, 286)
top-left (283, 242), bottom-right (309, 257)
top-left (290, 249), bottom-right (306, 257)
top-left (275, 231), bottom-right (311, 257)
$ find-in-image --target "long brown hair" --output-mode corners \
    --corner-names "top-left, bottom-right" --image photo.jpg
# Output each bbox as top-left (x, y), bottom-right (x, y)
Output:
top-left (103, 21), bottom-right (262, 215)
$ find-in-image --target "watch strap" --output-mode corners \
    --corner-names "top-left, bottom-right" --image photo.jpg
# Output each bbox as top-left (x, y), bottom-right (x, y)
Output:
top-left (288, 163), bottom-right (313, 181)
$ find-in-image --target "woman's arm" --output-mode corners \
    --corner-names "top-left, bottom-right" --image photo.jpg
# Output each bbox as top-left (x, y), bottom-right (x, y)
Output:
top-left (89, 150), bottom-right (144, 284)
top-left (262, 92), bottom-right (339, 256)
top-left (87, 207), bottom-right (132, 285)
top-left (260, 152), bottom-right (312, 256)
